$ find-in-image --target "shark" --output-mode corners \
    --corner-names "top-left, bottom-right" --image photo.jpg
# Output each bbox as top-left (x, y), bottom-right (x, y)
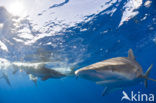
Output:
top-left (13, 62), bottom-right (67, 83)
top-left (75, 49), bottom-right (156, 96)
top-left (12, 61), bottom-right (75, 85)
top-left (0, 58), bottom-right (74, 85)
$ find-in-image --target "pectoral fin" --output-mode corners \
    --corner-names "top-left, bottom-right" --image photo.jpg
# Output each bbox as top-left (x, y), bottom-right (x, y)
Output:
top-left (96, 80), bottom-right (119, 85)
top-left (96, 80), bottom-right (121, 96)
top-left (41, 76), bottom-right (51, 81)
top-left (29, 74), bottom-right (38, 86)
top-left (102, 87), bottom-right (112, 96)
top-left (102, 87), bottom-right (121, 96)
top-left (96, 80), bottom-right (113, 96)
top-left (33, 79), bottom-right (37, 86)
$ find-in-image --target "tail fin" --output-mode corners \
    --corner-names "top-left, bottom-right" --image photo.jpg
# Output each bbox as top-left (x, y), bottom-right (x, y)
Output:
top-left (143, 64), bottom-right (156, 88)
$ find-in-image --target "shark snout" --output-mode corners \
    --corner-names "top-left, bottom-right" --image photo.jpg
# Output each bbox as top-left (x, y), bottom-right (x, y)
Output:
top-left (75, 69), bottom-right (98, 80)
top-left (75, 69), bottom-right (86, 79)
top-left (75, 69), bottom-right (89, 77)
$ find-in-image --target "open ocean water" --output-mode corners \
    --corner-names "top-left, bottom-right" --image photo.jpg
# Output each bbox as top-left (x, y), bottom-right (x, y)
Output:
top-left (0, 0), bottom-right (156, 103)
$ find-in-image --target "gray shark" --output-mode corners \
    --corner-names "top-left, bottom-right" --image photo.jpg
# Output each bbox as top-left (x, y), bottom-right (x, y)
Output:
top-left (75, 49), bottom-right (156, 96)
top-left (0, 58), bottom-right (74, 85)
top-left (12, 62), bottom-right (74, 84)
top-left (20, 64), bottom-right (66, 80)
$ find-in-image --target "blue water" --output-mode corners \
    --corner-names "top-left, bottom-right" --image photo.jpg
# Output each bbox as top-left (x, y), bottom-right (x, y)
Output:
top-left (0, 0), bottom-right (156, 103)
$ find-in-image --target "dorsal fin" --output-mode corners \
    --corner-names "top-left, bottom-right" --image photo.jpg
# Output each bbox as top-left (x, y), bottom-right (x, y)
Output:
top-left (128, 49), bottom-right (135, 60)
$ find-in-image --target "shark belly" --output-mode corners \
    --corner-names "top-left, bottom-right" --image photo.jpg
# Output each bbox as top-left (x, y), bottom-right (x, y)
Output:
top-left (78, 69), bottom-right (128, 82)
top-left (95, 70), bottom-right (143, 87)
top-left (78, 68), bottom-right (142, 88)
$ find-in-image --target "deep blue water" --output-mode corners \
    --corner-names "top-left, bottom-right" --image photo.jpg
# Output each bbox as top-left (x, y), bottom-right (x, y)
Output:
top-left (0, 0), bottom-right (156, 103)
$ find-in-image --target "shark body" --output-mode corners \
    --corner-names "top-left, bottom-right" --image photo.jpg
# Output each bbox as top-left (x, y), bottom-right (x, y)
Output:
top-left (75, 49), bottom-right (156, 95)
top-left (0, 58), bottom-right (73, 85)
top-left (13, 62), bottom-right (67, 81)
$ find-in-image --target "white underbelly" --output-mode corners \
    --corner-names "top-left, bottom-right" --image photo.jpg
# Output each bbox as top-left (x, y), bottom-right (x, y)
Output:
top-left (93, 71), bottom-right (129, 81)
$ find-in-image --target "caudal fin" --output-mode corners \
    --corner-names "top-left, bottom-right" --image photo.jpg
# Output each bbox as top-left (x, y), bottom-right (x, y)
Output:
top-left (144, 64), bottom-right (156, 88)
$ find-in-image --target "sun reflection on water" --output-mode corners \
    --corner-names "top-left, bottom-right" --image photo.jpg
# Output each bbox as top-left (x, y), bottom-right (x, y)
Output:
top-left (7, 1), bottom-right (26, 17)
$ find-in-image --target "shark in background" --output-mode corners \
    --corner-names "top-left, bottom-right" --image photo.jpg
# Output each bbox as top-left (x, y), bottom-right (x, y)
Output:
top-left (0, 58), bottom-right (75, 86)
top-left (0, 48), bottom-right (76, 86)
top-left (75, 49), bottom-right (156, 96)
